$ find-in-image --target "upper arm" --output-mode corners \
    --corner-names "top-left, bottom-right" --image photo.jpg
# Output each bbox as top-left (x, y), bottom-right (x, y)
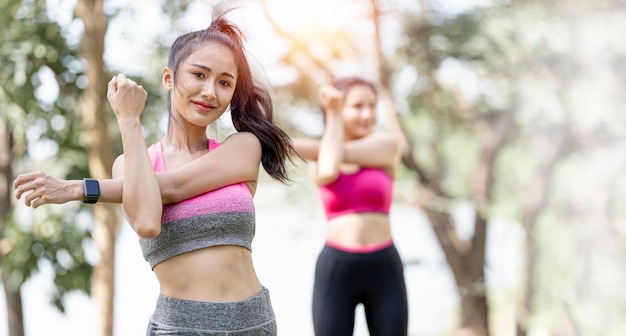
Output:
top-left (343, 132), bottom-right (403, 169)
top-left (292, 138), bottom-right (321, 161)
top-left (294, 133), bottom-right (403, 182)
top-left (158, 132), bottom-right (262, 203)
top-left (297, 133), bottom-right (402, 167)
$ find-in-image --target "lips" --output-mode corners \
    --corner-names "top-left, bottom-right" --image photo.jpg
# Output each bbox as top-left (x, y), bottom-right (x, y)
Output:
top-left (191, 100), bottom-right (216, 112)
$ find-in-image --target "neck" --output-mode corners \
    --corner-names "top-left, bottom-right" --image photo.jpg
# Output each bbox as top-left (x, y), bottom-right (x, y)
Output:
top-left (163, 125), bottom-right (209, 153)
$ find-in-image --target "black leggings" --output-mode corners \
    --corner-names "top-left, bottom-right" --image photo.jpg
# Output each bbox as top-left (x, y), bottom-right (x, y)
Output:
top-left (312, 243), bottom-right (408, 336)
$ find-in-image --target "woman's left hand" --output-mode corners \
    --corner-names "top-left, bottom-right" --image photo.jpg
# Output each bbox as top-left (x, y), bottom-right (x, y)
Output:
top-left (13, 171), bottom-right (81, 208)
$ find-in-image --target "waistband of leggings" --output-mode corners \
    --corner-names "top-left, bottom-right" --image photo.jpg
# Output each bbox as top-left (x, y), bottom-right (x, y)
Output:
top-left (324, 238), bottom-right (394, 254)
top-left (151, 287), bottom-right (274, 330)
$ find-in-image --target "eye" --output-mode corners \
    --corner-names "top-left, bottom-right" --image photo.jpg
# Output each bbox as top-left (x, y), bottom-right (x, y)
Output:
top-left (193, 72), bottom-right (205, 79)
top-left (219, 80), bottom-right (232, 88)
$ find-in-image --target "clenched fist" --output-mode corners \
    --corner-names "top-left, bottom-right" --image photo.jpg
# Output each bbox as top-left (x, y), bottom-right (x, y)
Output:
top-left (318, 85), bottom-right (344, 116)
top-left (107, 73), bottom-right (148, 120)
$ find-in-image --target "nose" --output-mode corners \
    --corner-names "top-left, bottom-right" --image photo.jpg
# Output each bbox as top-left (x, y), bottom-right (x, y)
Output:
top-left (362, 105), bottom-right (377, 121)
top-left (201, 81), bottom-right (217, 101)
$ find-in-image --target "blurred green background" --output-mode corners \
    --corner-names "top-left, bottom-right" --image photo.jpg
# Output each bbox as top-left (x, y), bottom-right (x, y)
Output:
top-left (1, 0), bottom-right (625, 335)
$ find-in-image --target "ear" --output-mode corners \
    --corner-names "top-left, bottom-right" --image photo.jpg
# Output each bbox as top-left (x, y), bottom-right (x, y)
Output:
top-left (162, 67), bottom-right (173, 90)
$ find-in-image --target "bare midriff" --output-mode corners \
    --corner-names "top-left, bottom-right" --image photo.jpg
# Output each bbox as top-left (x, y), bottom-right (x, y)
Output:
top-left (325, 212), bottom-right (392, 249)
top-left (154, 245), bottom-right (262, 302)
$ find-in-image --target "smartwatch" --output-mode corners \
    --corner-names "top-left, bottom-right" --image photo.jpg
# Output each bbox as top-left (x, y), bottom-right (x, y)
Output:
top-left (83, 178), bottom-right (101, 204)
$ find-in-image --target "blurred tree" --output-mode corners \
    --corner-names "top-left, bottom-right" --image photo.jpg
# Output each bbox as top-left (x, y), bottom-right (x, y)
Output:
top-left (260, 0), bottom-right (626, 335)
top-left (73, 0), bottom-right (118, 335)
top-left (390, 0), bottom-right (626, 334)
top-left (1, 1), bottom-right (224, 335)
top-left (0, 0), bottom-right (93, 335)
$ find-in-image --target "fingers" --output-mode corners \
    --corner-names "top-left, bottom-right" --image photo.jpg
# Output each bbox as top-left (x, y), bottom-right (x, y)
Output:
top-left (319, 85), bottom-right (344, 113)
top-left (115, 74), bottom-right (140, 91)
top-left (108, 73), bottom-right (145, 95)
top-left (107, 75), bottom-right (118, 97)
top-left (13, 172), bottom-right (52, 208)
top-left (116, 74), bottom-right (147, 98)
top-left (13, 171), bottom-right (45, 200)
top-left (24, 191), bottom-right (41, 208)
top-left (107, 74), bottom-right (148, 119)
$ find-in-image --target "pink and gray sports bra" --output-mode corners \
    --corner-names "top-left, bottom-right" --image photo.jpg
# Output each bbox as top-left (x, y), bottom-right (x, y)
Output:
top-left (139, 139), bottom-right (255, 269)
top-left (319, 167), bottom-right (393, 220)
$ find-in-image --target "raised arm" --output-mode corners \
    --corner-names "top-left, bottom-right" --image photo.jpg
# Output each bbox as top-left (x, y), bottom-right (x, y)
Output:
top-left (107, 74), bottom-right (162, 238)
top-left (379, 88), bottom-right (410, 157)
top-left (157, 131), bottom-right (261, 202)
top-left (13, 132), bottom-right (261, 208)
top-left (310, 85), bottom-right (345, 186)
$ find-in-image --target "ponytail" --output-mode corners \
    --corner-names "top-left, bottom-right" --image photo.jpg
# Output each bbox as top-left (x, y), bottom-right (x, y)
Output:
top-left (167, 10), bottom-right (297, 182)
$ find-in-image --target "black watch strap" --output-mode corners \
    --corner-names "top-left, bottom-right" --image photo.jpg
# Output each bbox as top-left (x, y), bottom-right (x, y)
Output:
top-left (83, 178), bottom-right (101, 204)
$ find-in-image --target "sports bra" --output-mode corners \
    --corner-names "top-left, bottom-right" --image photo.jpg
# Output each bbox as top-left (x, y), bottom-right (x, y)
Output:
top-left (139, 139), bottom-right (255, 269)
top-left (319, 167), bottom-right (393, 220)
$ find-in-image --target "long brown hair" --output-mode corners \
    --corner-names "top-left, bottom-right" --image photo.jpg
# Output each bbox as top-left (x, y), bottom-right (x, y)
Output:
top-left (166, 12), bottom-right (296, 183)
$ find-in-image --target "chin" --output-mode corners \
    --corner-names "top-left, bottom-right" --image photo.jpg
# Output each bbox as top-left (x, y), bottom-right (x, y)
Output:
top-left (359, 128), bottom-right (375, 136)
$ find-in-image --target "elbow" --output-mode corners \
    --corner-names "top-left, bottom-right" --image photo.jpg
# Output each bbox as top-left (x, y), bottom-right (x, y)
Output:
top-left (316, 162), bottom-right (340, 186)
top-left (391, 133), bottom-right (409, 158)
top-left (133, 221), bottom-right (161, 238)
top-left (316, 170), bottom-right (339, 186)
top-left (136, 226), bottom-right (161, 239)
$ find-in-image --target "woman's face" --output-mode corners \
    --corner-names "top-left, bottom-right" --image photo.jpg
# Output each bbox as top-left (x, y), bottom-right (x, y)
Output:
top-left (163, 41), bottom-right (238, 129)
top-left (342, 84), bottom-right (377, 140)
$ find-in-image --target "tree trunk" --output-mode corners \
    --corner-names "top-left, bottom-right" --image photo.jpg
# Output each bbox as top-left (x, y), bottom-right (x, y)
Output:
top-left (0, 120), bottom-right (25, 336)
top-left (460, 294), bottom-right (489, 335)
top-left (516, 233), bottom-right (537, 336)
top-left (370, 1), bottom-right (494, 334)
top-left (1, 276), bottom-right (24, 336)
top-left (74, 1), bottom-right (118, 336)
top-left (424, 208), bottom-right (490, 335)
top-left (516, 128), bottom-right (572, 336)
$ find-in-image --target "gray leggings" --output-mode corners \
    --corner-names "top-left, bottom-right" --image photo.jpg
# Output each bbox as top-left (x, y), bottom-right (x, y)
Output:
top-left (146, 287), bottom-right (277, 335)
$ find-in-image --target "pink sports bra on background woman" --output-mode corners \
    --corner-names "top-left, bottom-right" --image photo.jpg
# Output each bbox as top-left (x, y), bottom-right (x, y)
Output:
top-left (319, 167), bottom-right (393, 220)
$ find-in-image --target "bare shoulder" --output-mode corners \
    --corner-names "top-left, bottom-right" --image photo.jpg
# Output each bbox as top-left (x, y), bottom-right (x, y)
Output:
top-left (222, 132), bottom-right (260, 147)
top-left (220, 132), bottom-right (262, 157)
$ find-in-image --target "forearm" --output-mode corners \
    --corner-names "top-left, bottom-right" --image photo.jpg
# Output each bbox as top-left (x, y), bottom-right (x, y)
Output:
top-left (64, 179), bottom-right (123, 204)
top-left (118, 120), bottom-right (162, 237)
top-left (291, 138), bottom-right (321, 162)
top-left (155, 132), bottom-right (261, 204)
top-left (380, 89), bottom-right (410, 155)
top-left (316, 113), bottom-right (343, 183)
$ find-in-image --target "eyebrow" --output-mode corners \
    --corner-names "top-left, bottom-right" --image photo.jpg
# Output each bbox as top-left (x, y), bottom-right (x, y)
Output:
top-left (191, 64), bottom-right (236, 80)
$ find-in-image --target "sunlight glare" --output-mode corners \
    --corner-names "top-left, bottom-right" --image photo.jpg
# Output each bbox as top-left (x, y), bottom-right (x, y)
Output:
top-left (265, 0), bottom-right (353, 40)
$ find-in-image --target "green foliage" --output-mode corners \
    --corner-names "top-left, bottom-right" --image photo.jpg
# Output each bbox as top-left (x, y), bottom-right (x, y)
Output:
top-left (2, 208), bottom-right (92, 312)
top-left (395, 1), bottom-right (626, 334)
top-left (1, 0), bottom-right (93, 312)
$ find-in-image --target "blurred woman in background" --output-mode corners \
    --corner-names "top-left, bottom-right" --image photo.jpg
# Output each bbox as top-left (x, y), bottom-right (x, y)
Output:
top-left (293, 77), bottom-right (409, 336)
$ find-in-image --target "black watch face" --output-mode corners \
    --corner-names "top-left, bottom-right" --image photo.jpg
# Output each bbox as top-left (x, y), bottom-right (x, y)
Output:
top-left (85, 180), bottom-right (100, 196)
top-left (84, 179), bottom-right (100, 203)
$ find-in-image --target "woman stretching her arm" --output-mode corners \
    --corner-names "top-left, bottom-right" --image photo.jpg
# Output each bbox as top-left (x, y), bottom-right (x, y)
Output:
top-left (293, 77), bottom-right (409, 336)
top-left (14, 11), bottom-right (295, 335)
